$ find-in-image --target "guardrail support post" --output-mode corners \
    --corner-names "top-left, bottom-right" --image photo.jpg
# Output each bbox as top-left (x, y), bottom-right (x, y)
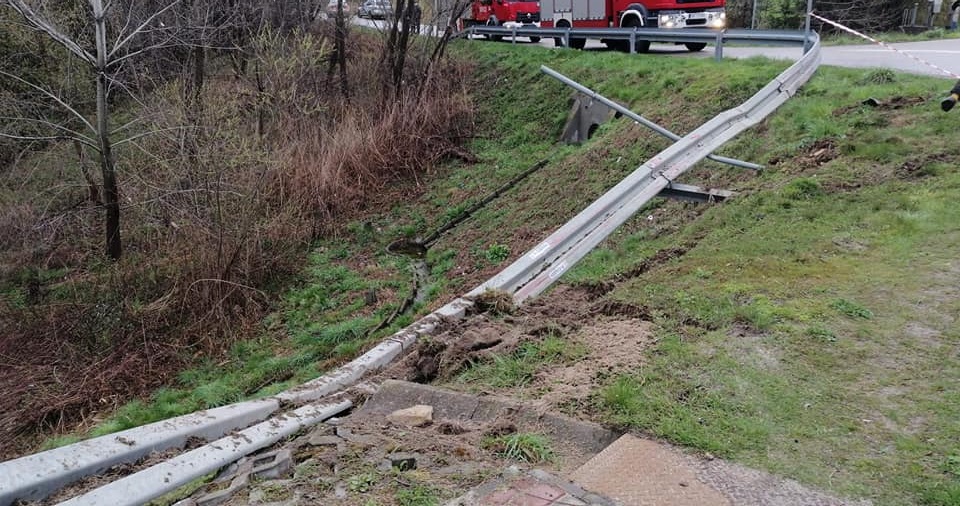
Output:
top-left (565, 28), bottom-right (570, 47)
top-left (541, 65), bottom-right (763, 171)
top-left (630, 30), bottom-right (636, 54)
top-left (803, 0), bottom-right (813, 53)
top-left (714, 30), bottom-right (724, 61)
top-left (512, 26), bottom-right (517, 43)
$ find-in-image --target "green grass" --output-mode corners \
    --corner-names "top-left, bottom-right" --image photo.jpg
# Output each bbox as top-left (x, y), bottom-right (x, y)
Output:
top-left (457, 335), bottom-right (586, 388)
top-left (553, 59), bottom-right (960, 504)
top-left (395, 484), bottom-right (442, 506)
top-left (78, 246), bottom-right (412, 436)
top-left (482, 432), bottom-right (555, 464)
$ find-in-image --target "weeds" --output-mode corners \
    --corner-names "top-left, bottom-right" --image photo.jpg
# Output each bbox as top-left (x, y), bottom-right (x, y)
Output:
top-left (458, 336), bottom-right (584, 388)
top-left (347, 472), bottom-right (378, 493)
top-left (830, 298), bottom-right (874, 319)
top-left (483, 243), bottom-right (510, 264)
top-left (482, 433), bottom-right (554, 463)
top-left (859, 68), bottom-right (897, 85)
top-left (396, 484), bottom-right (441, 506)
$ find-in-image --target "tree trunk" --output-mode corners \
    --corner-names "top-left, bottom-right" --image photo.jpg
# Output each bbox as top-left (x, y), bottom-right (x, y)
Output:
top-left (93, 0), bottom-right (122, 259)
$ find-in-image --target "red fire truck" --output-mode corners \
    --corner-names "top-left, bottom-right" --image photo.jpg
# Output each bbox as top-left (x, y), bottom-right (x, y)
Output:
top-left (539, 0), bottom-right (725, 51)
top-left (460, 0), bottom-right (543, 42)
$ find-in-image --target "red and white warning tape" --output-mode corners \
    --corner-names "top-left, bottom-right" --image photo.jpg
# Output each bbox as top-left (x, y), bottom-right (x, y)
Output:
top-left (810, 11), bottom-right (960, 80)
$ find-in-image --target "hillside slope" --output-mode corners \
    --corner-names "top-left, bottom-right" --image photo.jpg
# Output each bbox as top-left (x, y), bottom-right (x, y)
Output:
top-left (10, 39), bottom-right (959, 505)
top-left (432, 44), bottom-right (959, 506)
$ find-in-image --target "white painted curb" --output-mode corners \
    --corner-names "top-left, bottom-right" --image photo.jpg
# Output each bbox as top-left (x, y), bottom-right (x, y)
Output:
top-left (0, 399), bottom-right (278, 506)
top-left (57, 400), bottom-right (353, 506)
top-left (276, 297), bottom-right (473, 403)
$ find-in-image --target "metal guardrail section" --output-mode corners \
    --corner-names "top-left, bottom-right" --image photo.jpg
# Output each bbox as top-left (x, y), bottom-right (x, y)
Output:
top-left (0, 31), bottom-right (820, 506)
top-left (473, 33), bottom-right (821, 303)
top-left (468, 26), bottom-right (809, 46)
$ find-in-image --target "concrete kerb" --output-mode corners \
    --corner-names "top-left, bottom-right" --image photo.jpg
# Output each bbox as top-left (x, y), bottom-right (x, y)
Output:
top-left (0, 399), bottom-right (279, 506)
top-left (359, 380), bottom-right (621, 455)
top-left (173, 448), bottom-right (294, 506)
top-left (58, 400), bottom-right (353, 506)
top-left (274, 297), bottom-right (474, 403)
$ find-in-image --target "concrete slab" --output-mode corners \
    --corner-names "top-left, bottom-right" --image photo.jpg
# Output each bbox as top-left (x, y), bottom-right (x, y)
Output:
top-left (446, 468), bottom-right (615, 506)
top-left (571, 435), bottom-right (871, 506)
top-left (571, 435), bottom-right (731, 506)
top-left (360, 380), bottom-right (620, 455)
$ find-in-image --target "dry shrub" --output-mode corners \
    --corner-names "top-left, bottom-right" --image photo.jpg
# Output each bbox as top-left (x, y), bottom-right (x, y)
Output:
top-left (0, 27), bottom-right (474, 457)
top-left (266, 23), bottom-right (475, 221)
top-left (277, 78), bottom-right (474, 219)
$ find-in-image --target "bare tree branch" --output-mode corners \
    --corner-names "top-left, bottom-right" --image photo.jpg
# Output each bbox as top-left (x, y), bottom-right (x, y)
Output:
top-left (4, 0), bottom-right (96, 64)
top-left (111, 0), bottom-right (139, 55)
top-left (0, 70), bottom-right (96, 135)
top-left (109, 37), bottom-right (182, 67)
top-left (0, 116), bottom-right (99, 146)
top-left (108, 0), bottom-right (183, 59)
top-left (0, 131), bottom-right (99, 150)
top-left (110, 116), bottom-right (147, 136)
top-left (113, 126), bottom-right (191, 148)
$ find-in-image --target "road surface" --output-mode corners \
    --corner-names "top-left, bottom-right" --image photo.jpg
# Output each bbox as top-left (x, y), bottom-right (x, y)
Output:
top-left (714, 38), bottom-right (960, 78)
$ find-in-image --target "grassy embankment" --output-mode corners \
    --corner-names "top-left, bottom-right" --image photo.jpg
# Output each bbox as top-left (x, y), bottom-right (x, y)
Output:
top-left (447, 45), bottom-right (958, 505)
top-left (461, 47), bottom-right (959, 505)
top-left (29, 38), bottom-right (959, 505)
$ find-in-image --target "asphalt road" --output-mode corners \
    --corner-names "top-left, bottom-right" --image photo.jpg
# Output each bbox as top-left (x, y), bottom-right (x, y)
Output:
top-left (713, 38), bottom-right (960, 78)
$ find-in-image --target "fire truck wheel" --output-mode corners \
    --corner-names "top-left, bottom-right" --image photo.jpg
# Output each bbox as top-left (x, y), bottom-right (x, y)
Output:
top-left (621, 16), bottom-right (650, 53)
top-left (685, 42), bottom-right (707, 52)
top-left (569, 37), bottom-right (586, 49)
top-left (529, 36), bottom-right (540, 43)
top-left (487, 16), bottom-right (503, 41)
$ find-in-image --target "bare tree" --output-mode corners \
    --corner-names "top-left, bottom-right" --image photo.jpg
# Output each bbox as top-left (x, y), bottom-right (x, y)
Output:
top-left (1, 0), bottom-right (181, 259)
top-left (326, 0), bottom-right (351, 101)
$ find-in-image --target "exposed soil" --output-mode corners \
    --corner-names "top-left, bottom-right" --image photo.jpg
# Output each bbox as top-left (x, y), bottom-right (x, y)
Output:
top-left (769, 138), bottom-right (839, 170)
top-left (382, 284), bottom-right (656, 417)
top-left (831, 95), bottom-right (926, 116)
top-left (895, 152), bottom-right (954, 179)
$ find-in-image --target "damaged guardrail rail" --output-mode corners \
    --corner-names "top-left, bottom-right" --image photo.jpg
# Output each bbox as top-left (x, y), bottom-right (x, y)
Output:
top-left (0, 30), bottom-right (820, 506)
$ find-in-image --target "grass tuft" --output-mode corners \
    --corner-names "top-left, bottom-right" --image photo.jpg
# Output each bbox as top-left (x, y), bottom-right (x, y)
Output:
top-left (482, 432), bottom-right (555, 463)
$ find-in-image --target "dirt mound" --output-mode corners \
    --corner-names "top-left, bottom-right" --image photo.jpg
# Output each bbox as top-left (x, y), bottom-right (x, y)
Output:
top-left (383, 284), bottom-right (657, 418)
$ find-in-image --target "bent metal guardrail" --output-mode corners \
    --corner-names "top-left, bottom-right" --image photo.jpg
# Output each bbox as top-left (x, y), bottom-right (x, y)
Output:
top-left (0, 31), bottom-right (821, 506)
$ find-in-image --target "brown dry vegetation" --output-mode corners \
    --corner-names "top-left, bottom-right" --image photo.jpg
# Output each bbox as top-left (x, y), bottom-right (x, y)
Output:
top-left (0, 22), bottom-right (474, 458)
